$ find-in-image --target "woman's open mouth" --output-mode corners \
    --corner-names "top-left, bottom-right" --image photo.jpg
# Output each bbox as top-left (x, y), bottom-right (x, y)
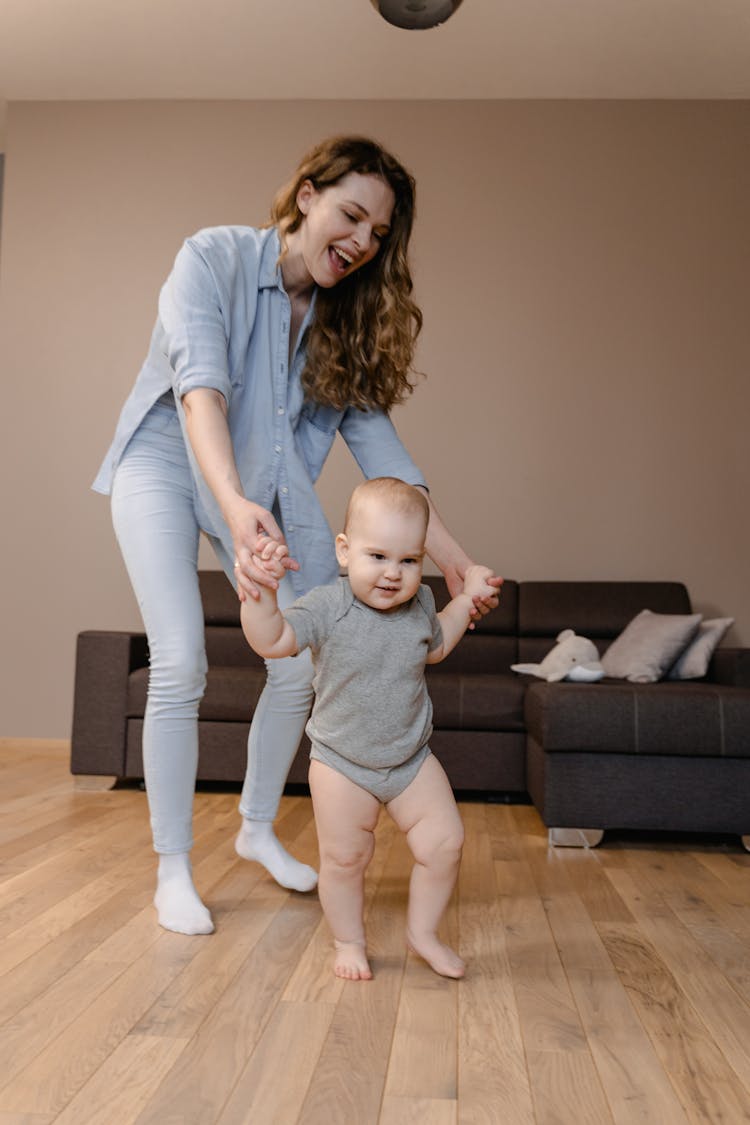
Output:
top-left (328, 246), bottom-right (353, 276)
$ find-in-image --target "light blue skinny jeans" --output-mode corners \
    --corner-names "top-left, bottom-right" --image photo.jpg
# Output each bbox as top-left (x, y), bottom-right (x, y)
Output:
top-left (110, 401), bottom-right (314, 854)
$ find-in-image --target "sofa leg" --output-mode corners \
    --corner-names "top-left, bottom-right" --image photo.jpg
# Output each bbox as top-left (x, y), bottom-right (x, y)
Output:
top-left (742, 836), bottom-right (750, 853)
top-left (548, 827), bottom-right (604, 849)
top-left (73, 774), bottom-right (118, 791)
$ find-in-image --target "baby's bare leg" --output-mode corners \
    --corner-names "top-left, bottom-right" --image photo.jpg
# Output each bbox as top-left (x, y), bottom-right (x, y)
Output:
top-left (308, 760), bottom-right (381, 981)
top-left (387, 754), bottom-right (465, 978)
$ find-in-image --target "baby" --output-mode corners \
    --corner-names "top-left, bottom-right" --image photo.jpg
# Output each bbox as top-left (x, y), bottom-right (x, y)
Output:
top-left (240, 477), bottom-right (498, 980)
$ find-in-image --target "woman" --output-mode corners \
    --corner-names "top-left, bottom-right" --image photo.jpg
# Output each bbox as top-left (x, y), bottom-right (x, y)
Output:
top-left (94, 135), bottom-right (501, 935)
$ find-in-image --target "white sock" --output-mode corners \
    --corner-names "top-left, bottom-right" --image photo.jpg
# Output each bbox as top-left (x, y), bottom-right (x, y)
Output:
top-left (235, 818), bottom-right (318, 892)
top-left (154, 852), bottom-right (214, 935)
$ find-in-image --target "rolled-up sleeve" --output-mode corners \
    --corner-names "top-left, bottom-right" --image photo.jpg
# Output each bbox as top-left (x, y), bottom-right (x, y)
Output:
top-left (339, 408), bottom-right (427, 489)
top-left (158, 237), bottom-right (233, 403)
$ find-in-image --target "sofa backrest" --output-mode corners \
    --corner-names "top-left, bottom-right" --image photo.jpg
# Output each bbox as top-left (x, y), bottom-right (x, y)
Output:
top-left (200, 569), bottom-right (243, 624)
top-left (198, 571), bottom-right (695, 674)
top-left (422, 575), bottom-right (519, 674)
top-left (199, 570), bottom-right (264, 668)
top-left (516, 581), bottom-right (692, 663)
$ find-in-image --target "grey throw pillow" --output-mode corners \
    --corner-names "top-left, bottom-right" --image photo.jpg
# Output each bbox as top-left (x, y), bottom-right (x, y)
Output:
top-left (601, 609), bottom-right (702, 683)
top-left (667, 617), bottom-right (734, 680)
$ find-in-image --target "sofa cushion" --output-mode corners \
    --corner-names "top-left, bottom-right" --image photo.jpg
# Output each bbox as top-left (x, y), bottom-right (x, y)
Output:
top-left (600, 609), bottom-right (702, 683)
top-left (428, 672), bottom-right (526, 732)
top-left (128, 666), bottom-right (525, 732)
top-left (667, 617), bottom-right (735, 680)
top-left (128, 665), bottom-right (267, 722)
top-left (524, 681), bottom-right (750, 758)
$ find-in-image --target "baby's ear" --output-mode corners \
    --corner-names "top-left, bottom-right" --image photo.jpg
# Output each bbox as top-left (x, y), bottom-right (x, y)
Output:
top-left (335, 533), bottom-right (349, 568)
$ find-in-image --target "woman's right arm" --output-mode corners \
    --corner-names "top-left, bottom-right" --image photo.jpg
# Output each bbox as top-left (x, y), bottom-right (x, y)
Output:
top-left (181, 387), bottom-right (297, 600)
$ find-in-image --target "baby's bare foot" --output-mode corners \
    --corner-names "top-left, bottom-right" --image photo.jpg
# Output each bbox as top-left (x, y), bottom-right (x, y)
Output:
top-left (333, 939), bottom-right (373, 981)
top-left (406, 930), bottom-right (465, 978)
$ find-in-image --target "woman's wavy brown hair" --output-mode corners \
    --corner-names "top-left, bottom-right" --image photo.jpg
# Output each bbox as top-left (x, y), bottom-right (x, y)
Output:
top-left (269, 135), bottom-right (423, 413)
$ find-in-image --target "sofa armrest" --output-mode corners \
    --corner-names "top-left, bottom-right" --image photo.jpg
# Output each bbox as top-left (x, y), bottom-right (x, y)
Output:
top-left (708, 647), bottom-right (750, 689)
top-left (70, 630), bottom-right (149, 776)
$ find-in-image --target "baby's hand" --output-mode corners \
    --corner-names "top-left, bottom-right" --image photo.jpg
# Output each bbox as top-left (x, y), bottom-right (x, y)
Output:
top-left (252, 536), bottom-right (290, 580)
top-left (463, 565), bottom-right (499, 601)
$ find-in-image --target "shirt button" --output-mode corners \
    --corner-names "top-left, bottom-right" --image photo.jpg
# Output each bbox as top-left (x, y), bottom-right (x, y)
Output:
top-left (277, 406), bottom-right (285, 415)
top-left (287, 525), bottom-right (295, 532)
top-left (274, 444), bottom-right (282, 454)
top-left (281, 486), bottom-right (288, 495)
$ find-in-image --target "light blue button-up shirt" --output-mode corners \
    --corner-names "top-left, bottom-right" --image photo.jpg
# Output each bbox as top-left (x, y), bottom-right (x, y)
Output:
top-left (93, 225), bottom-right (427, 595)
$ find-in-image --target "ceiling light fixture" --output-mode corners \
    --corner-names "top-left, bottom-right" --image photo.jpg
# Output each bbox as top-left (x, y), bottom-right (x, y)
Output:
top-left (370, 0), bottom-right (464, 31)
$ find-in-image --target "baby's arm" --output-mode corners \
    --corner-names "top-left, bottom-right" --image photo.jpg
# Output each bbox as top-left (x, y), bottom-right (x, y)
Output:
top-left (427, 566), bottom-right (497, 665)
top-left (240, 545), bottom-right (299, 660)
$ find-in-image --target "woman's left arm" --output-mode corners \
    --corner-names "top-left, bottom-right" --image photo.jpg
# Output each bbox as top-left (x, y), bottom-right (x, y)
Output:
top-left (339, 408), bottom-right (503, 614)
top-left (416, 488), bottom-right (503, 618)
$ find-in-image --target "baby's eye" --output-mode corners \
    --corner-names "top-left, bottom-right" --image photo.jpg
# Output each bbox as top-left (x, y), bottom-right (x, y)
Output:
top-left (403, 558), bottom-right (419, 566)
top-left (371, 552), bottom-right (385, 561)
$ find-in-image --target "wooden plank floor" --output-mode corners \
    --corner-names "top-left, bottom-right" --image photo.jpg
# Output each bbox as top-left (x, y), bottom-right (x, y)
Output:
top-left (1, 740), bottom-right (749, 1124)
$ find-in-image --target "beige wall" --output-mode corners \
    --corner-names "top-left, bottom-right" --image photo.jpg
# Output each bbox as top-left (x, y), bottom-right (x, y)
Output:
top-left (1, 99), bottom-right (748, 738)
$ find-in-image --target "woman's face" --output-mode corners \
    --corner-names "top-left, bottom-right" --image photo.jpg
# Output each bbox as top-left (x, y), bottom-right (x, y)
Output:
top-left (293, 171), bottom-right (396, 288)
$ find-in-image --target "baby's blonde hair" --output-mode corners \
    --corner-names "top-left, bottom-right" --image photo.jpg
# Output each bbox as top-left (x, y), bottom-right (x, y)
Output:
top-left (344, 477), bottom-right (429, 536)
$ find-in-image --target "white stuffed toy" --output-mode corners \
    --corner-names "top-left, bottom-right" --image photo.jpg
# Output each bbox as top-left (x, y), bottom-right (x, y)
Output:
top-left (512, 629), bottom-right (605, 683)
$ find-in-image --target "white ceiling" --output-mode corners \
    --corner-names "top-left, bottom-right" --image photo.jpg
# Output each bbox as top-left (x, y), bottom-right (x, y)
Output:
top-left (2, 0), bottom-right (749, 148)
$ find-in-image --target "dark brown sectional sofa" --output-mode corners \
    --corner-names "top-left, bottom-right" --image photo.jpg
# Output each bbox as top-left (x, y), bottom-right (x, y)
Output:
top-left (71, 571), bottom-right (750, 849)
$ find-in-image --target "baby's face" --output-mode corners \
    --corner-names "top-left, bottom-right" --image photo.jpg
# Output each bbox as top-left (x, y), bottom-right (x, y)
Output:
top-left (336, 502), bottom-right (426, 612)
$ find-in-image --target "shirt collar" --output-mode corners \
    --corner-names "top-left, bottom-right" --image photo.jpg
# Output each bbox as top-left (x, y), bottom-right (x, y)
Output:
top-left (258, 228), bottom-right (319, 321)
top-left (258, 227), bottom-right (284, 290)
top-left (336, 576), bottom-right (356, 621)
